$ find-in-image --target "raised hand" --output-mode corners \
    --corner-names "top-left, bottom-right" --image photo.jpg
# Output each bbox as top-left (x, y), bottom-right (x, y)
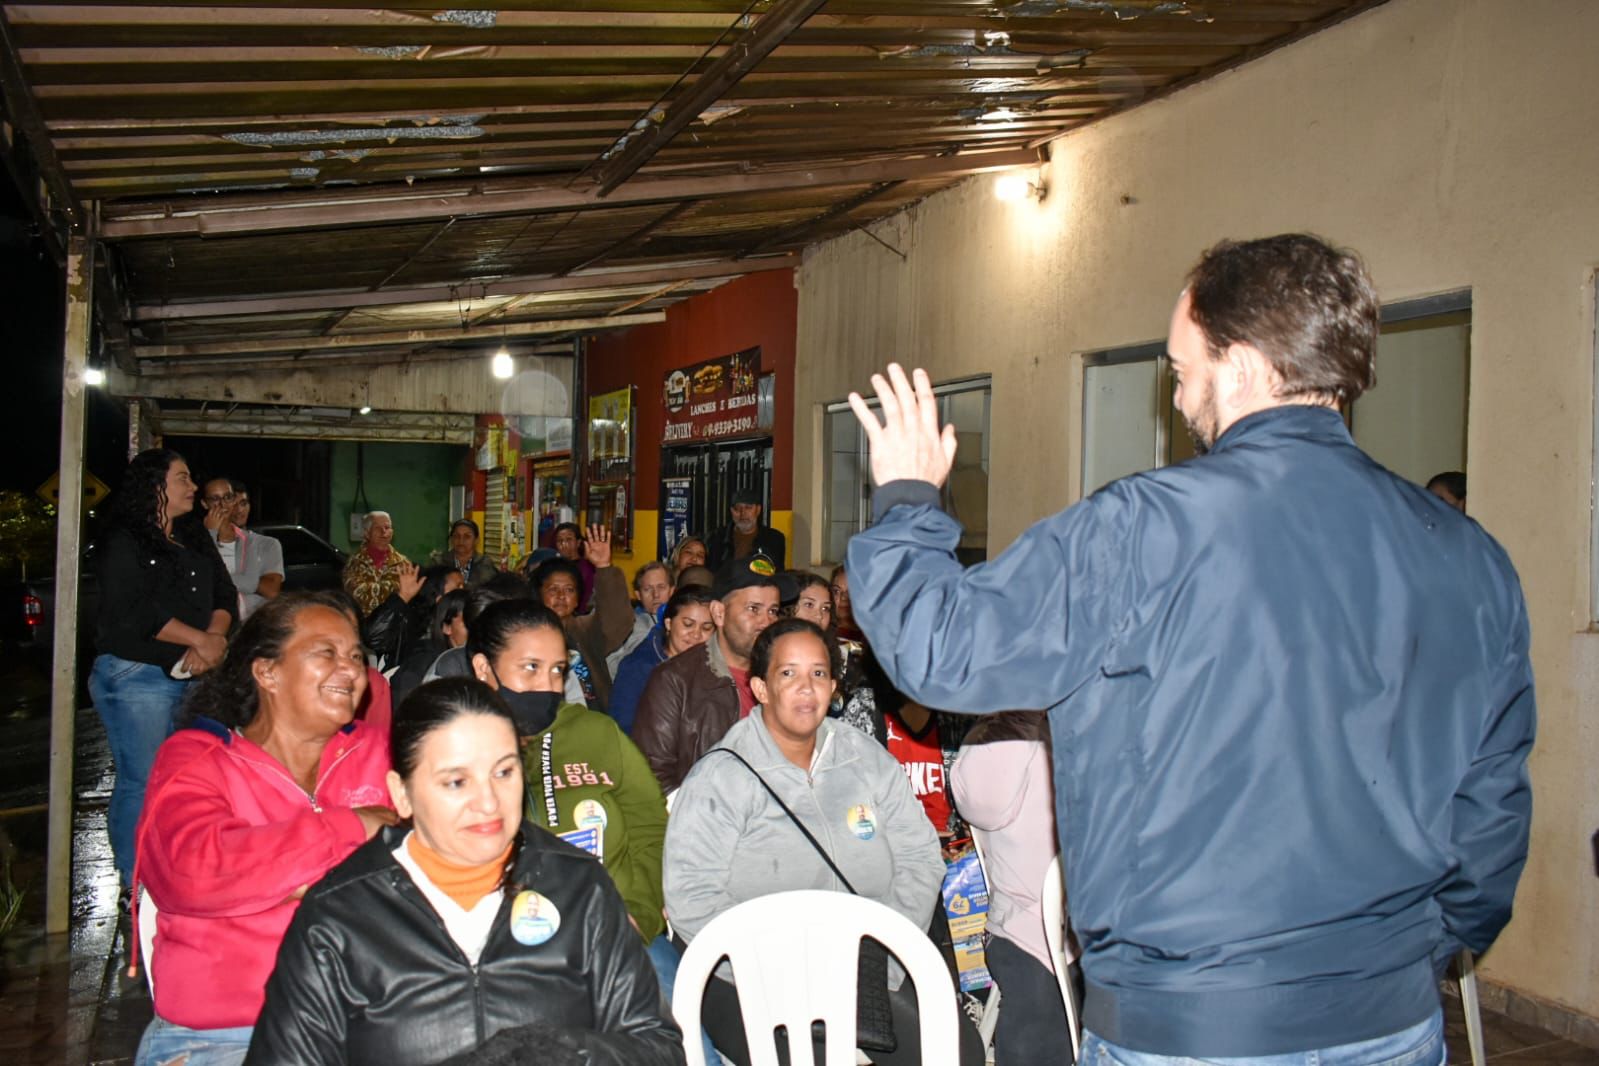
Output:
top-left (583, 523), bottom-right (613, 569)
top-left (848, 363), bottom-right (958, 488)
top-left (395, 560), bottom-right (424, 603)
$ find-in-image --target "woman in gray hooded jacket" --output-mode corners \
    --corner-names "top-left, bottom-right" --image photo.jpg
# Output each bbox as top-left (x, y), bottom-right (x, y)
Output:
top-left (663, 618), bottom-right (984, 1066)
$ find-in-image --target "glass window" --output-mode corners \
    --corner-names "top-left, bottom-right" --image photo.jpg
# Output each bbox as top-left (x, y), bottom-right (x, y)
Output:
top-left (823, 377), bottom-right (991, 566)
top-left (1081, 293), bottom-right (1469, 495)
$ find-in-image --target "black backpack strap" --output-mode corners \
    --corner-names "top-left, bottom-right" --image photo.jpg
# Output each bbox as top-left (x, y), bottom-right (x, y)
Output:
top-left (711, 748), bottom-right (858, 896)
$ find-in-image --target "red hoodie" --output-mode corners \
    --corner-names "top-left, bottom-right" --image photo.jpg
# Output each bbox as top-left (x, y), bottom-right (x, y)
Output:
top-left (132, 717), bottom-right (392, 1030)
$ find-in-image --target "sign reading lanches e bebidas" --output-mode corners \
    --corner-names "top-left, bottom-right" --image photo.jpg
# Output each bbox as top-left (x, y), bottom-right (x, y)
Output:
top-left (662, 347), bottom-right (761, 443)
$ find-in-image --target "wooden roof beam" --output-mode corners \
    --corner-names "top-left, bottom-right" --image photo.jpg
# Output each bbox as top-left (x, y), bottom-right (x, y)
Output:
top-left (130, 253), bottom-right (799, 322)
top-left (101, 147), bottom-right (1034, 239)
top-left (135, 311), bottom-right (665, 360)
top-left (580, 0), bottom-right (831, 198)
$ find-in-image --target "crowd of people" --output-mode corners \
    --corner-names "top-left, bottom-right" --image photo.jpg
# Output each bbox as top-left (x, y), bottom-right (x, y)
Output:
top-left (84, 233), bottom-right (1533, 1066)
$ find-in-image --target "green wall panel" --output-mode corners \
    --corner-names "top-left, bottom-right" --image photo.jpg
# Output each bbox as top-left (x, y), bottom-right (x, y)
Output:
top-left (329, 441), bottom-right (467, 563)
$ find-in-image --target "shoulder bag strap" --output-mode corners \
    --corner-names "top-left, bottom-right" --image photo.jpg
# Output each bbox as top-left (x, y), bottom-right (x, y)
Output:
top-left (711, 748), bottom-right (858, 895)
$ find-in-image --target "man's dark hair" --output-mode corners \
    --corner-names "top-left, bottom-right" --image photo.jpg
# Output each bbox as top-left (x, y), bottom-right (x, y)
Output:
top-left (1426, 471), bottom-right (1466, 502)
top-left (749, 617), bottom-right (842, 682)
top-left (663, 585), bottom-right (714, 622)
top-left (1186, 233), bottom-right (1379, 405)
top-left (464, 571), bottom-right (532, 628)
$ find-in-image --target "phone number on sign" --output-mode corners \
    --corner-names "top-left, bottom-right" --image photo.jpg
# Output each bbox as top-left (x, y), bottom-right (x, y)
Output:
top-left (664, 414), bottom-right (757, 442)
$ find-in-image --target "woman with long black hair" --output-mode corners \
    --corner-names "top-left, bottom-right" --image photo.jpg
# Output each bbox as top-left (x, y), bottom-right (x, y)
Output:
top-left (90, 447), bottom-right (236, 891)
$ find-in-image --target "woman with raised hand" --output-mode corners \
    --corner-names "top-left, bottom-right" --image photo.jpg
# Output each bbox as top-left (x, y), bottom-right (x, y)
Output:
top-left (247, 676), bottom-right (681, 1066)
top-left (132, 592), bottom-right (395, 1066)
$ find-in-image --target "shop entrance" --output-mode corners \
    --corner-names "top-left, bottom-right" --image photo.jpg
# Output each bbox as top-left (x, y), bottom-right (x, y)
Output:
top-left (659, 436), bottom-right (773, 560)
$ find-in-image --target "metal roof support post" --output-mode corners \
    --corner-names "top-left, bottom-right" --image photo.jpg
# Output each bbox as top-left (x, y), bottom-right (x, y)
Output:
top-left (47, 233), bottom-right (93, 934)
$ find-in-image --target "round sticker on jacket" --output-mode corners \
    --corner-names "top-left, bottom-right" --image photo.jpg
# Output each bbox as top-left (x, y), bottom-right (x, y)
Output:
top-left (846, 804), bottom-right (876, 841)
top-left (509, 890), bottom-right (561, 946)
top-left (574, 798), bottom-right (608, 831)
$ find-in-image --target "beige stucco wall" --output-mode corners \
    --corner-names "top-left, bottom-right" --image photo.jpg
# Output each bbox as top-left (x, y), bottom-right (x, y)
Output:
top-left (794, 0), bottom-right (1599, 1019)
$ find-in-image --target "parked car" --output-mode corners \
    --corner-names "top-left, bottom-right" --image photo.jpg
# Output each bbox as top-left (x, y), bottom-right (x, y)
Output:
top-left (252, 524), bottom-right (347, 593)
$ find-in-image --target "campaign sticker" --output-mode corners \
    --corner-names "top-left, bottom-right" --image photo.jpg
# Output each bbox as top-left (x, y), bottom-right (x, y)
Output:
top-left (846, 804), bottom-right (876, 841)
top-left (509, 890), bottom-right (561, 946)
top-left (574, 798), bottom-right (608, 832)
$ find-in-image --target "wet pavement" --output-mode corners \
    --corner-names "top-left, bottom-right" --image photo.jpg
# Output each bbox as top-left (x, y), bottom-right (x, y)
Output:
top-left (0, 650), bottom-right (1592, 1065)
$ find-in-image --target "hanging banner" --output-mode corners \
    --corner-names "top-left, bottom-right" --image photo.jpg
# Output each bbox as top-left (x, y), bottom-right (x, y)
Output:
top-left (663, 347), bottom-right (762, 443)
top-left (660, 477), bottom-right (694, 559)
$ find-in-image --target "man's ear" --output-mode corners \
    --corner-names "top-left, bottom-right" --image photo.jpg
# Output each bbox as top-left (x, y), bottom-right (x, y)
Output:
top-left (709, 599), bottom-right (727, 629)
top-left (1221, 342), bottom-right (1276, 408)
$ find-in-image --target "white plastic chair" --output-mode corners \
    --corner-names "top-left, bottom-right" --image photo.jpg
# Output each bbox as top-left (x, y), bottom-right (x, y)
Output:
top-left (1457, 950), bottom-right (1485, 1066)
top-left (135, 885), bottom-right (159, 996)
top-left (672, 890), bottom-right (962, 1066)
top-left (1040, 857), bottom-right (1082, 1062)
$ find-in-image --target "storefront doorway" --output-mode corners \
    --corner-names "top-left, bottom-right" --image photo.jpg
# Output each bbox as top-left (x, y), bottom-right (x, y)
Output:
top-left (659, 436), bottom-right (773, 560)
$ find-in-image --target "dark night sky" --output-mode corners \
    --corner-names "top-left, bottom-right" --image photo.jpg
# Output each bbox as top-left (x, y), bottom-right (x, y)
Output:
top-left (1, 175), bottom-right (131, 495)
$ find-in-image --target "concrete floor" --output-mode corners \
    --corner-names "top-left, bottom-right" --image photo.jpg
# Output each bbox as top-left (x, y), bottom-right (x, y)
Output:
top-left (0, 707), bottom-right (1593, 1065)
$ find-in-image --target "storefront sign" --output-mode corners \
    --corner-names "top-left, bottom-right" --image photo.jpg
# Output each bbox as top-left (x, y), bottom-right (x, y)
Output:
top-left (663, 347), bottom-right (762, 442)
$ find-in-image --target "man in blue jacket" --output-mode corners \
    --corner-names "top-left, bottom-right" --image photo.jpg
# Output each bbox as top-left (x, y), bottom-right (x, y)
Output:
top-left (846, 234), bottom-right (1534, 1066)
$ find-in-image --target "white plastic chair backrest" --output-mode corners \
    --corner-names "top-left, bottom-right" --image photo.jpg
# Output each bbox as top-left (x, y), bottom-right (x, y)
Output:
top-left (1040, 856), bottom-right (1082, 1060)
top-left (672, 890), bottom-right (961, 1066)
top-left (137, 885), bottom-right (159, 997)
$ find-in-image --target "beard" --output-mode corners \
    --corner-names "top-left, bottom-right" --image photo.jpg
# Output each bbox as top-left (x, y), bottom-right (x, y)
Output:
top-left (733, 518), bottom-right (757, 534)
top-left (1180, 375), bottom-right (1219, 455)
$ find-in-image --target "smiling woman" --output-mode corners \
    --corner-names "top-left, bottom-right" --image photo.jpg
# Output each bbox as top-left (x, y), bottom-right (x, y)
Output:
top-left (130, 593), bottom-right (396, 1066)
top-left (246, 678), bottom-right (682, 1066)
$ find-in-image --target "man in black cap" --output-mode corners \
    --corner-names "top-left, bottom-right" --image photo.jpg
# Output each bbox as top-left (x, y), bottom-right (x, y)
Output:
top-left (632, 553), bottom-right (788, 794)
top-left (705, 487), bottom-right (786, 571)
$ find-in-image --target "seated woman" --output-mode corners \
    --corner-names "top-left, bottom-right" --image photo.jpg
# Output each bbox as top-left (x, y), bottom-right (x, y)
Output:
top-left (664, 618), bottom-right (984, 1066)
top-left (608, 585), bottom-right (716, 736)
top-left (528, 523), bottom-right (633, 710)
top-left (950, 711), bottom-right (1072, 1065)
top-left (389, 586), bottom-right (469, 707)
top-left (132, 592), bottom-right (397, 1066)
top-left (247, 677), bottom-right (683, 1066)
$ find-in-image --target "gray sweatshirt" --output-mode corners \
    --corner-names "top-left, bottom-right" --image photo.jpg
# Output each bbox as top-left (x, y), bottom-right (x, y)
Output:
top-left (664, 708), bottom-right (945, 985)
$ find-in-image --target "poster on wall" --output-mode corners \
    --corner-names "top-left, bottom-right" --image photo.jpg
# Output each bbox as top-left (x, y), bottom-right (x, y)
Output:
top-left (663, 347), bottom-right (762, 443)
top-left (660, 477), bottom-right (693, 559)
top-left (587, 386), bottom-right (633, 482)
top-left (586, 480), bottom-right (630, 553)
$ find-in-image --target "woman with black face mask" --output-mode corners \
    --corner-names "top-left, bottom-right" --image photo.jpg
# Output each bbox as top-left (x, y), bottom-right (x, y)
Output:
top-left (468, 600), bottom-right (670, 963)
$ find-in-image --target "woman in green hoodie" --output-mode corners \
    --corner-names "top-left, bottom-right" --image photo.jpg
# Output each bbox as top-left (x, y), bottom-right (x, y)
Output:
top-left (468, 599), bottom-right (668, 948)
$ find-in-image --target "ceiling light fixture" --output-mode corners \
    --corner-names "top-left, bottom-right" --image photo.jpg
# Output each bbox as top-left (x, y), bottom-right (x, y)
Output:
top-left (358, 404), bottom-right (373, 415)
top-left (491, 347), bottom-right (514, 380)
top-left (83, 367), bottom-right (106, 387)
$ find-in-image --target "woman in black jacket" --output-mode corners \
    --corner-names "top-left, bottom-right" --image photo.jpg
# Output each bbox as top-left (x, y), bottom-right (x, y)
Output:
top-left (89, 447), bottom-right (235, 892)
top-left (246, 677), bottom-right (683, 1066)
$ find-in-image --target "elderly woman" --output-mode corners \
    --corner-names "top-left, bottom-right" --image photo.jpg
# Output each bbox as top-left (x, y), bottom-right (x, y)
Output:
top-left (342, 510), bottom-right (414, 616)
top-left (132, 593), bottom-right (396, 1066)
top-left (608, 585), bottom-right (716, 736)
top-left (529, 524), bottom-right (632, 710)
top-left (665, 618), bottom-right (984, 1066)
top-left (247, 677), bottom-right (682, 1066)
top-left (91, 448), bottom-right (236, 892)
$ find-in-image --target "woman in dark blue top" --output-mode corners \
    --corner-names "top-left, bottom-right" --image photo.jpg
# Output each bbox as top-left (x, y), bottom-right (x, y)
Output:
top-left (608, 585), bottom-right (714, 735)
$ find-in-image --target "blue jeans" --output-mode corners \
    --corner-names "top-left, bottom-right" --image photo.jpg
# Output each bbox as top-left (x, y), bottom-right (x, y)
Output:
top-left (648, 934), bottom-right (721, 1064)
top-left (89, 654), bottom-right (188, 886)
top-left (136, 1015), bottom-right (252, 1066)
top-left (1081, 1008), bottom-right (1444, 1066)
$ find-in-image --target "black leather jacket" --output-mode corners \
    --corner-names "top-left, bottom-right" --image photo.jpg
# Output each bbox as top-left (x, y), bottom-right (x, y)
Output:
top-left (246, 823), bottom-right (684, 1066)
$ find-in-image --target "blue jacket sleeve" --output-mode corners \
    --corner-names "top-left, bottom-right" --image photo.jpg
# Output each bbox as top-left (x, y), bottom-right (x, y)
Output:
top-left (845, 479), bottom-right (1116, 714)
top-left (1437, 593), bottom-right (1535, 958)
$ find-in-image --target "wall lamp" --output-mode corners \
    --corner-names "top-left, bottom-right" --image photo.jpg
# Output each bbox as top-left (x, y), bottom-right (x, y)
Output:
top-left (994, 171), bottom-right (1047, 203)
top-left (83, 366), bottom-right (106, 387)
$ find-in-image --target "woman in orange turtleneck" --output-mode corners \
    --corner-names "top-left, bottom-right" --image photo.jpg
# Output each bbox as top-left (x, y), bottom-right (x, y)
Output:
top-left (247, 678), bottom-right (684, 1066)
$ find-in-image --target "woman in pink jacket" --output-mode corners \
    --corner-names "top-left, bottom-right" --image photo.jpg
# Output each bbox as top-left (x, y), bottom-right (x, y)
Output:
top-left (132, 592), bottom-right (398, 1066)
top-left (950, 711), bottom-right (1074, 1064)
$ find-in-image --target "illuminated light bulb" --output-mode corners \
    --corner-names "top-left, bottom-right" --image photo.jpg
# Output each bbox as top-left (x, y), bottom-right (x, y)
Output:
top-left (83, 367), bottom-right (106, 387)
top-left (491, 349), bottom-right (514, 380)
top-left (994, 174), bottom-right (1032, 202)
top-left (358, 405), bottom-right (373, 415)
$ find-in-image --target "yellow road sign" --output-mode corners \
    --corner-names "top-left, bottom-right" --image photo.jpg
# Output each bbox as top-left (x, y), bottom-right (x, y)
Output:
top-left (37, 470), bottom-right (110, 510)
